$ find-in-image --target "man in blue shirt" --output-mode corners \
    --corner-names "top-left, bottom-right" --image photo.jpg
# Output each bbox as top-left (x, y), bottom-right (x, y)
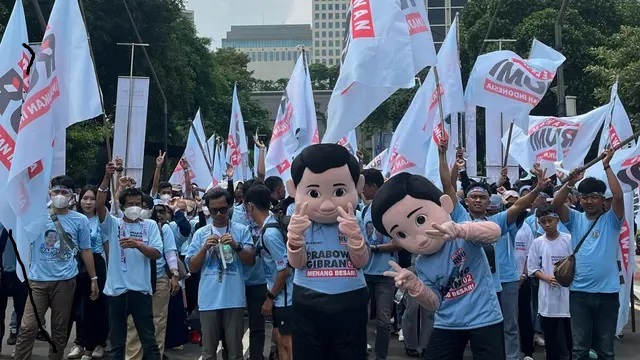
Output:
top-left (245, 184), bottom-right (294, 360)
top-left (185, 188), bottom-right (255, 360)
top-left (552, 148), bottom-right (623, 360)
top-left (360, 168), bottom-right (401, 360)
top-left (96, 163), bottom-right (164, 360)
top-left (14, 176), bottom-right (99, 360)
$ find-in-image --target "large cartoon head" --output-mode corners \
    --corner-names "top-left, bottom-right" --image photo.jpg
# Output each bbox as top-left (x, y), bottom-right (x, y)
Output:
top-left (286, 144), bottom-right (364, 224)
top-left (371, 173), bottom-right (454, 255)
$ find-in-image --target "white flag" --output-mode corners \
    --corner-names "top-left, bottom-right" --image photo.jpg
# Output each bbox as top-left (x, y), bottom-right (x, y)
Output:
top-left (211, 143), bottom-right (225, 190)
top-left (322, 0), bottom-right (436, 143)
top-left (465, 39), bottom-right (565, 124)
top-left (169, 110), bottom-right (216, 190)
top-left (503, 105), bottom-right (608, 175)
top-left (7, 0), bottom-right (102, 280)
top-left (265, 53), bottom-right (319, 182)
top-left (365, 148), bottom-right (387, 170)
top-left (226, 85), bottom-right (249, 180)
top-left (206, 134), bottom-right (216, 170)
top-left (337, 130), bottom-right (358, 156)
top-left (0, 0), bottom-right (29, 234)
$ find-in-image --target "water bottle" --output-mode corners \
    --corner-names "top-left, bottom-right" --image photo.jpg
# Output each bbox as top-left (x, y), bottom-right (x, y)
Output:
top-left (222, 244), bottom-right (234, 264)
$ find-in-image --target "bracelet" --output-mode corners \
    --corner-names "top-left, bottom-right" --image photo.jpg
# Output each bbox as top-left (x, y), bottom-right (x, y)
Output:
top-left (267, 292), bottom-right (276, 300)
top-left (91, 276), bottom-right (98, 281)
top-left (603, 165), bottom-right (611, 171)
top-left (98, 187), bottom-right (109, 193)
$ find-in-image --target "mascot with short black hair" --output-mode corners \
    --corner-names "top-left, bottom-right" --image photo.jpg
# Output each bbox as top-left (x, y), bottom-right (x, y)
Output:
top-left (371, 172), bottom-right (507, 360)
top-left (286, 144), bottom-right (369, 360)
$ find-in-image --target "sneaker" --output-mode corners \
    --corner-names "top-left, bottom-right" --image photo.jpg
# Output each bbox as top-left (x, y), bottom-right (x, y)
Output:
top-left (6, 333), bottom-right (16, 345)
top-left (534, 334), bottom-right (545, 347)
top-left (524, 357), bottom-right (534, 360)
top-left (67, 345), bottom-right (84, 359)
top-left (11, 349), bottom-right (15, 358)
top-left (398, 329), bottom-right (404, 342)
top-left (80, 356), bottom-right (92, 360)
top-left (172, 345), bottom-right (184, 351)
top-left (367, 344), bottom-right (372, 352)
top-left (92, 346), bottom-right (105, 358)
top-left (589, 349), bottom-right (597, 359)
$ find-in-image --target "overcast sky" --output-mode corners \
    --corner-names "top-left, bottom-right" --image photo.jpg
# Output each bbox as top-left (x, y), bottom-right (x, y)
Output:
top-left (185, 0), bottom-right (312, 47)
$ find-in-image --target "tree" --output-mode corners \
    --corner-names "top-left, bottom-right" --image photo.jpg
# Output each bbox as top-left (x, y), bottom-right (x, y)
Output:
top-left (587, 26), bottom-right (640, 127)
top-left (308, 63), bottom-right (339, 90)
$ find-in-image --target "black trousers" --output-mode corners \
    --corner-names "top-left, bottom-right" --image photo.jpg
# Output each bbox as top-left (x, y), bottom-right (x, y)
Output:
top-left (424, 322), bottom-right (506, 360)
top-left (540, 316), bottom-right (572, 360)
top-left (0, 271), bottom-right (27, 341)
top-left (108, 291), bottom-right (159, 360)
top-left (291, 295), bottom-right (368, 360)
top-left (518, 278), bottom-right (535, 357)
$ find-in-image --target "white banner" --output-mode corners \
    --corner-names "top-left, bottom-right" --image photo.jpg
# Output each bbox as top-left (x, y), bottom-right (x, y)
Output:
top-left (322, 0), bottom-right (436, 143)
top-left (338, 130), bottom-right (358, 156)
top-left (365, 148), bottom-right (387, 170)
top-left (226, 85), bottom-right (249, 180)
top-left (465, 39), bottom-right (565, 124)
top-left (486, 109), bottom-right (519, 183)
top-left (464, 104), bottom-right (477, 177)
top-left (616, 191), bottom-right (636, 335)
top-left (112, 76), bottom-right (150, 185)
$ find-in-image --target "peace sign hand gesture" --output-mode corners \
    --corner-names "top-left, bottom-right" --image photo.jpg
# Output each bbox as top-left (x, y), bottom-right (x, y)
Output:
top-left (383, 260), bottom-right (424, 295)
top-left (337, 203), bottom-right (363, 245)
top-left (287, 202), bottom-right (311, 250)
top-left (424, 221), bottom-right (460, 241)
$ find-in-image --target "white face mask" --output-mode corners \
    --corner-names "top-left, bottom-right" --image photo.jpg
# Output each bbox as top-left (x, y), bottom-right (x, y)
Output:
top-left (160, 194), bottom-right (172, 203)
top-left (124, 206), bottom-right (143, 221)
top-left (51, 195), bottom-right (70, 209)
top-left (140, 209), bottom-right (152, 220)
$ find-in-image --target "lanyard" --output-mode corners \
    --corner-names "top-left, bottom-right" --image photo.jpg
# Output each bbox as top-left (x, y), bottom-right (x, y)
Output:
top-left (210, 224), bottom-right (230, 282)
top-left (118, 220), bottom-right (147, 271)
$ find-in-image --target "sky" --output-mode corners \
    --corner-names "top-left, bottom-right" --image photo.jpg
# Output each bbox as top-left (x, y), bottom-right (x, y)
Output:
top-left (185, 0), bottom-right (312, 47)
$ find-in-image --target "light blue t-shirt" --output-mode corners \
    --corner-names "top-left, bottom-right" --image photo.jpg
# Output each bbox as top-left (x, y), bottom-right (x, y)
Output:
top-left (101, 215), bottom-right (164, 296)
top-left (286, 203), bottom-right (295, 216)
top-left (360, 205), bottom-right (396, 275)
top-left (293, 222), bottom-right (367, 295)
top-left (185, 221), bottom-right (254, 311)
top-left (29, 211), bottom-right (91, 281)
top-left (450, 204), bottom-right (502, 292)
top-left (170, 221), bottom-right (187, 251)
top-left (525, 214), bottom-right (569, 237)
top-left (258, 216), bottom-right (293, 307)
top-left (232, 205), bottom-right (267, 286)
top-left (416, 238), bottom-right (503, 330)
top-left (490, 211), bottom-right (519, 284)
top-left (87, 216), bottom-right (107, 255)
top-left (563, 209), bottom-right (622, 293)
top-left (157, 223), bottom-right (178, 278)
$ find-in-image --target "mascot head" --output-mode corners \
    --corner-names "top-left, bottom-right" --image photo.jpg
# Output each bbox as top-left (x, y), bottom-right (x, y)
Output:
top-left (371, 173), bottom-right (454, 255)
top-left (287, 144), bottom-right (364, 224)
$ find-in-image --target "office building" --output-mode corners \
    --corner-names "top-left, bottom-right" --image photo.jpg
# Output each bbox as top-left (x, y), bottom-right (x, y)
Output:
top-left (221, 25), bottom-right (312, 81)
top-left (182, 10), bottom-right (195, 25)
top-left (311, 0), bottom-right (467, 65)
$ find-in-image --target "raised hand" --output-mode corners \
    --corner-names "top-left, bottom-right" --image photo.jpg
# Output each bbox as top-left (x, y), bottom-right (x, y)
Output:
top-left (226, 163), bottom-right (234, 179)
top-left (438, 138), bottom-right (448, 154)
top-left (114, 157), bottom-right (124, 172)
top-left (534, 168), bottom-right (552, 190)
top-left (254, 134), bottom-right (266, 150)
top-left (356, 150), bottom-right (364, 162)
top-left (180, 158), bottom-right (190, 170)
top-left (105, 162), bottom-right (116, 175)
top-left (383, 261), bottom-right (423, 294)
top-left (337, 203), bottom-right (362, 243)
top-left (118, 176), bottom-right (133, 189)
top-left (602, 147), bottom-right (616, 167)
top-left (566, 168), bottom-right (585, 187)
top-left (156, 151), bottom-right (165, 166)
top-left (287, 202), bottom-right (311, 250)
top-left (424, 222), bottom-right (460, 241)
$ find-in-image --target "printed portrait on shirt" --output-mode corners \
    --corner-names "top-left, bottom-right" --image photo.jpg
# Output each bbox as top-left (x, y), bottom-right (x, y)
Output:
top-left (365, 221), bottom-right (384, 245)
top-left (40, 228), bottom-right (73, 261)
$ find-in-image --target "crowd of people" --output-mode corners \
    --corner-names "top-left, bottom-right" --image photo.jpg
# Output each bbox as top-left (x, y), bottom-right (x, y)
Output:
top-left (0, 137), bottom-right (633, 360)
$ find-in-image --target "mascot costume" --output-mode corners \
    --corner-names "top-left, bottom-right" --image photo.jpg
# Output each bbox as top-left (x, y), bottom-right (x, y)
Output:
top-left (371, 172), bottom-right (506, 360)
top-left (286, 144), bottom-right (370, 360)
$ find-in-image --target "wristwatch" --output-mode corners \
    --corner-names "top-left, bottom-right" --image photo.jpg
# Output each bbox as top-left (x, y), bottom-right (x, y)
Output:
top-left (371, 245), bottom-right (380, 254)
top-left (234, 244), bottom-right (243, 253)
top-left (267, 292), bottom-right (276, 300)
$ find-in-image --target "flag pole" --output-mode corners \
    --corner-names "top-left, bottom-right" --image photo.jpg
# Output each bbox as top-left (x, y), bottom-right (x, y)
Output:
top-left (188, 119), bottom-right (214, 177)
top-left (29, 0), bottom-right (47, 32)
top-left (433, 67), bottom-right (448, 146)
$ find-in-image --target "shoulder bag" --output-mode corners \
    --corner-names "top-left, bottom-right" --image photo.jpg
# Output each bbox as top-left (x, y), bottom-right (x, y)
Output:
top-left (553, 213), bottom-right (602, 287)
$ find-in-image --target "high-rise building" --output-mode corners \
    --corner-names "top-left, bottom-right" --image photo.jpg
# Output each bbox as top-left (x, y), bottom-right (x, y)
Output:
top-left (182, 9), bottom-right (195, 26)
top-left (221, 25), bottom-right (312, 81)
top-left (311, 0), bottom-right (467, 66)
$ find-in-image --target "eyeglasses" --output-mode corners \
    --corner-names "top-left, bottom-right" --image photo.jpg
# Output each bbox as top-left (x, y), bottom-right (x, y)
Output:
top-left (209, 206), bottom-right (229, 215)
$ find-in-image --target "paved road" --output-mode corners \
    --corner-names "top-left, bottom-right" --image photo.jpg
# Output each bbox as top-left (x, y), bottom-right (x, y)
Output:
top-left (2, 301), bottom-right (639, 359)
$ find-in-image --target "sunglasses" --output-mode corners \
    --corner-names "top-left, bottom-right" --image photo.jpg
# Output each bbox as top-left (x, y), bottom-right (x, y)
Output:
top-left (209, 206), bottom-right (229, 215)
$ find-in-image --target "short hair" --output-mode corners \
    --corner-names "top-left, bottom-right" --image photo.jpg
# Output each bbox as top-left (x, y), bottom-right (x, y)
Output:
top-left (242, 178), bottom-right (263, 194)
top-left (119, 187), bottom-right (144, 207)
top-left (159, 181), bottom-right (172, 190)
top-left (371, 173), bottom-right (443, 237)
top-left (362, 168), bottom-right (384, 188)
top-left (142, 194), bottom-right (154, 210)
top-left (244, 184), bottom-right (272, 211)
top-left (264, 176), bottom-right (284, 192)
top-left (50, 175), bottom-right (74, 190)
top-left (203, 187), bottom-right (233, 206)
top-left (464, 182), bottom-right (491, 197)
top-left (577, 177), bottom-right (606, 195)
top-left (290, 144), bottom-right (360, 187)
top-left (535, 203), bottom-right (557, 218)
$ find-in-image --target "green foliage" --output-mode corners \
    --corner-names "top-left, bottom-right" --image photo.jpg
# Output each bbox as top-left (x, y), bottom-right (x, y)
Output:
top-left (308, 63), bottom-right (339, 90)
top-left (65, 120), bottom-right (107, 185)
top-left (587, 26), bottom-right (640, 128)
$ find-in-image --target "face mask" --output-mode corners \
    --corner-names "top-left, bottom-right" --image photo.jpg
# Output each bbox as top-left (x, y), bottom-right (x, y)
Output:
top-left (51, 195), bottom-right (70, 209)
top-left (140, 209), bottom-right (152, 220)
top-left (124, 206), bottom-right (143, 221)
top-left (160, 194), bottom-right (172, 203)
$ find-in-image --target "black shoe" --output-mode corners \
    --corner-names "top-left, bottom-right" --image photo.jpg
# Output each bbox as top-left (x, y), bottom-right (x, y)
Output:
top-left (36, 331), bottom-right (47, 342)
top-left (405, 347), bottom-right (420, 357)
top-left (6, 333), bottom-right (16, 345)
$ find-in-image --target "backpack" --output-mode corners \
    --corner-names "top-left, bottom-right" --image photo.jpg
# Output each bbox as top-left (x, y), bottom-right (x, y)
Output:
top-left (258, 215), bottom-right (290, 256)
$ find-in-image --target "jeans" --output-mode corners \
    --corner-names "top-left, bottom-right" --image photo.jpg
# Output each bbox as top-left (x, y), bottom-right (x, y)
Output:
top-left (108, 291), bottom-right (159, 360)
top-left (570, 291), bottom-right (619, 360)
top-left (518, 278), bottom-right (534, 357)
top-left (425, 322), bottom-right (505, 360)
top-left (0, 271), bottom-right (27, 341)
top-left (366, 275), bottom-right (395, 360)
top-left (245, 284), bottom-right (267, 360)
top-left (401, 294), bottom-right (434, 351)
top-left (500, 281), bottom-right (520, 360)
top-left (541, 316), bottom-right (572, 360)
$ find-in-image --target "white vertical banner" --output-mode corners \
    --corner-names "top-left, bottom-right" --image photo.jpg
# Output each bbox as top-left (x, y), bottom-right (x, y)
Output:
top-left (464, 104), bottom-right (477, 177)
top-left (617, 191), bottom-right (636, 335)
top-left (112, 76), bottom-right (150, 185)
top-left (485, 108), bottom-right (518, 183)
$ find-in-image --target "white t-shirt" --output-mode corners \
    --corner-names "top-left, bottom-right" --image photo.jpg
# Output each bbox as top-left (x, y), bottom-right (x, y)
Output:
top-left (527, 232), bottom-right (572, 318)
top-left (514, 224), bottom-right (534, 276)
